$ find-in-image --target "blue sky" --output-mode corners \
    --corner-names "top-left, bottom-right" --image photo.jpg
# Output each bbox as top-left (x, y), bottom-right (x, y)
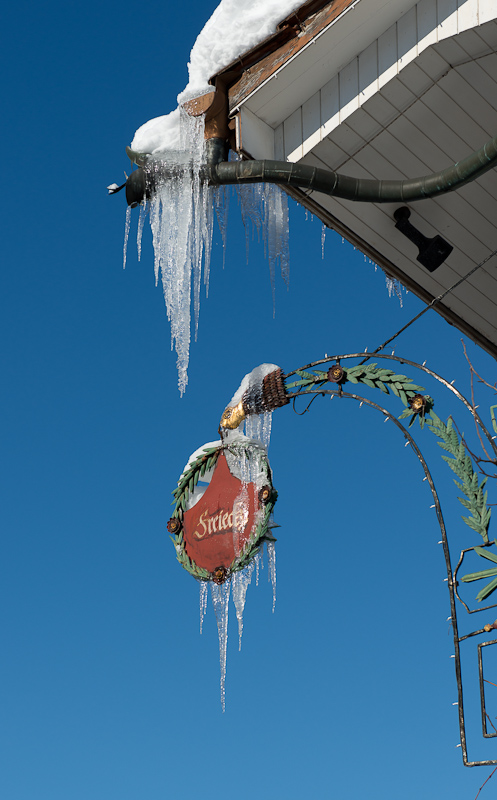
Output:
top-left (1, 1), bottom-right (497, 798)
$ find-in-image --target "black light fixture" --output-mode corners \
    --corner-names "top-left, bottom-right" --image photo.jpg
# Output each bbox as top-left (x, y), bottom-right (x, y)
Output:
top-left (393, 207), bottom-right (453, 272)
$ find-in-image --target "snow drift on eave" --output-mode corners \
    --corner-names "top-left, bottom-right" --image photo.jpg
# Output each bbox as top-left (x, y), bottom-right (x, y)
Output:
top-left (131, 0), bottom-right (304, 153)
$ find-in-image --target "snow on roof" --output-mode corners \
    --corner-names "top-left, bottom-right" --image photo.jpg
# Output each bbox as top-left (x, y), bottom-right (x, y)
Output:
top-left (131, 0), bottom-right (304, 154)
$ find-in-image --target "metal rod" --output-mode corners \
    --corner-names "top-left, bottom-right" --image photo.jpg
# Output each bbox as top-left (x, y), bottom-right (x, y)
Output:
top-left (291, 386), bottom-right (476, 762)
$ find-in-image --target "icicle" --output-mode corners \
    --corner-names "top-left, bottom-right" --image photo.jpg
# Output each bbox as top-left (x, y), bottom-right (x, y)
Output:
top-left (232, 483), bottom-right (250, 556)
top-left (234, 167), bottom-right (289, 295)
top-left (321, 223), bottom-right (326, 259)
top-left (385, 275), bottom-right (405, 307)
top-left (266, 185), bottom-right (277, 309)
top-left (144, 111), bottom-right (209, 395)
top-left (262, 184), bottom-right (290, 312)
top-left (132, 120), bottom-right (289, 393)
top-left (214, 185), bottom-right (230, 268)
top-left (261, 411), bottom-right (272, 449)
top-left (232, 562), bottom-right (255, 650)
top-left (199, 581), bottom-right (208, 634)
top-left (276, 187), bottom-right (290, 288)
top-left (137, 201), bottom-right (147, 262)
top-left (245, 410), bottom-right (273, 449)
top-left (123, 205), bottom-right (131, 269)
top-left (233, 152), bottom-right (263, 263)
top-left (267, 540), bottom-right (277, 612)
top-left (210, 579), bottom-right (231, 711)
top-left (254, 549), bottom-right (263, 586)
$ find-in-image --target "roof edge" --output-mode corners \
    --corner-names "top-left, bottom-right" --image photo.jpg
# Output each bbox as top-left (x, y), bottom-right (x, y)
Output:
top-left (209, 0), bottom-right (337, 87)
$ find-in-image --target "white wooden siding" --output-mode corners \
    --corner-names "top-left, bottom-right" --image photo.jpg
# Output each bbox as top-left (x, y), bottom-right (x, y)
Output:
top-left (236, 108), bottom-right (275, 160)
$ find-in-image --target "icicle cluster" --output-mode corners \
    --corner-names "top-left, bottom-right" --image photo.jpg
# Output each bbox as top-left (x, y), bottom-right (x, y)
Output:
top-left (153, 112), bottom-right (210, 394)
top-left (234, 158), bottom-right (290, 312)
top-left (209, 579), bottom-right (231, 712)
top-left (124, 133), bottom-right (290, 394)
top-left (385, 275), bottom-right (406, 307)
top-left (202, 541), bottom-right (276, 711)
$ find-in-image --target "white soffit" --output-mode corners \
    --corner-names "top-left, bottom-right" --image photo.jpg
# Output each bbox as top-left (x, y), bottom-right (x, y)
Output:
top-left (297, 26), bottom-right (497, 352)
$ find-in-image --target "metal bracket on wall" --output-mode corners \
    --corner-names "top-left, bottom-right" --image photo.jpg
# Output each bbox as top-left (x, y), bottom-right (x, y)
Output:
top-left (394, 207), bottom-right (453, 272)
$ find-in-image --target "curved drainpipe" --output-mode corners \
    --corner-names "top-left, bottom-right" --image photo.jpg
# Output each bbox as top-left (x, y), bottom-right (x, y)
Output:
top-left (204, 134), bottom-right (497, 203)
top-left (121, 133), bottom-right (497, 206)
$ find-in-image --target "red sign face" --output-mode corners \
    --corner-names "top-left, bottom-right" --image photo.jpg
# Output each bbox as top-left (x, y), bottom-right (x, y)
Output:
top-left (182, 453), bottom-right (259, 573)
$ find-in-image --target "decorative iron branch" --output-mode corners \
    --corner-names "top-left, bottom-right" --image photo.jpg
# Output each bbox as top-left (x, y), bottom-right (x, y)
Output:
top-left (284, 353), bottom-right (493, 547)
top-left (274, 351), bottom-right (497, 767)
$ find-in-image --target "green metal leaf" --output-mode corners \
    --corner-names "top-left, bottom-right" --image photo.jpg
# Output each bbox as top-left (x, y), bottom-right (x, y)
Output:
top-left (460, 566), bottom-right (497, 582)
top-left (476, 575), bottom-right (497, 602)
top-left (441, 456), bottom-right (466, 480)
top-left (408, 384), bottom-right (426, 392)
top-left (458, 496), bottom-right (476, 512)
top-left (474, 546), bottom-right (497, 564)
top-left (437, 442), bottom-right (454, 453)
top-left (297, 369), bottom-right (318, 381)
top-left (462, 516), bottom-right (485, 535)
top-left (491, 405), bottom-right (497, 434)
top-left (398, 389), bottom-right (408, 407)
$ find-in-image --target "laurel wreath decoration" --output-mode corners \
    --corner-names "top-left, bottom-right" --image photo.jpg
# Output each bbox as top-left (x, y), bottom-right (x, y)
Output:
top-left (425, 412), bottom-right (491, 544)
top-left (459, 542), bottom-right (497, 602)
top-left (286, 361), bottom-right (495, 600)
top-left (287, 363), bottom-right (431, 422)
top-left (168, 443), bottom-right (277, 582)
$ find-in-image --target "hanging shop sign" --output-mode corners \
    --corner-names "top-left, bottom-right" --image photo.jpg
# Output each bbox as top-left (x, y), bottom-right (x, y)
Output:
top-left (167, 439), bottom-right (277, 584)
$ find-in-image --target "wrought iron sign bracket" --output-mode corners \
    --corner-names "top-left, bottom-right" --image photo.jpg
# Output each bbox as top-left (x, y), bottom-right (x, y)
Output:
top-left (231, 352), bottom-right (497, 767)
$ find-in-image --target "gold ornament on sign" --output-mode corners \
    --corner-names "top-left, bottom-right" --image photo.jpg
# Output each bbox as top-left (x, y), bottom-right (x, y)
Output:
top-left (220, 399), bottom-right (246, 430)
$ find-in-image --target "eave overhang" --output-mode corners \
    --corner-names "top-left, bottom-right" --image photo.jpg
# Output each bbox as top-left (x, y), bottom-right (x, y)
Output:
top-left (208, 0), bottom-right (497, 360)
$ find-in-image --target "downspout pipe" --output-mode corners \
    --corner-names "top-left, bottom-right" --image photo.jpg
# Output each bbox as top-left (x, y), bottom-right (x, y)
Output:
top-left (121, 133), bottom-right (497, 206)
top-left (203, 134), bottom-right (497, 203)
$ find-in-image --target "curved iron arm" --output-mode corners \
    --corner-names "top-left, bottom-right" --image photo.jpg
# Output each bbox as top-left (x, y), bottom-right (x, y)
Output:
top-left (292, 386), bottom-right (497, 767)
top-left (122, 133), bottom-right (497, 206)
top-left (293, 387), bottom-right (475, 764)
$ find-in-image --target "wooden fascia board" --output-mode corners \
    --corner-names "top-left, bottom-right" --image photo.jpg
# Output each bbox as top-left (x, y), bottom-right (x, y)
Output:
top-left (208, 0), bottom-right (357, 112)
